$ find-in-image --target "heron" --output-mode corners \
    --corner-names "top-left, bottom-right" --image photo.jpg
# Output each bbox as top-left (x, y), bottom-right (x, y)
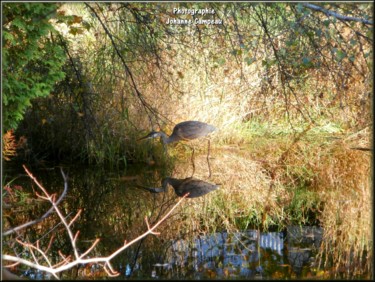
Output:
top-left (138, 121), bottom-right (216, 177)
top-left (138, 177), bottom-right (220, 198)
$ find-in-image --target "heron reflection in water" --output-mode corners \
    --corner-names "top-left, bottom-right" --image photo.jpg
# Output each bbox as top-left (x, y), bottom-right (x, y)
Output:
top-left (138, 121), bottom-right (216, 177)
top-left (138, 177), bottom-right (220, 198)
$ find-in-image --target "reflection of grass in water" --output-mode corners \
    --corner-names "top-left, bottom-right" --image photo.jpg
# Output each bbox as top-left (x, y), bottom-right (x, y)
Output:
top-left (158, 121), bottom-right (372, 279)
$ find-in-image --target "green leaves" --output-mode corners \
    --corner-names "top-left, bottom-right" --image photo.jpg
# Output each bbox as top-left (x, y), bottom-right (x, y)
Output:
top-left (2, 3), bottom-right (66, 131)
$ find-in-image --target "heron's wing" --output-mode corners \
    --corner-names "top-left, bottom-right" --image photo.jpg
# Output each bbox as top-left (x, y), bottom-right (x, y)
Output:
top-left (177, 179), bottom-right (218, 198)
top-left (172, 121), bottom-right (216, 141)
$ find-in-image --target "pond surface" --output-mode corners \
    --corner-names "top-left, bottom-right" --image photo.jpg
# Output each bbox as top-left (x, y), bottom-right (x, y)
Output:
top-left (1, 163), bottom-right (334, 280)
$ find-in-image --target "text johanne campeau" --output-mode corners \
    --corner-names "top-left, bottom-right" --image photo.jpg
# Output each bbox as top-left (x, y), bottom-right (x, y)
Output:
top-left (166, 7), bottom-right (223, 25)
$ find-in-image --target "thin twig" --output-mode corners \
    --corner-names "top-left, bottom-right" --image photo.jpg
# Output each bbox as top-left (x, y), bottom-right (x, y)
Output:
top-left (3, 166), bottom-right (69, 236)
top-left (3, 195), bottom-right (187, 276)
top-left (68, 209), bottom-right (82, 227)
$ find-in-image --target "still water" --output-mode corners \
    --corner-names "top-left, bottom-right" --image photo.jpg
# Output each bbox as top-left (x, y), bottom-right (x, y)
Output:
top-left (3, 163), bottom-right (324, 280)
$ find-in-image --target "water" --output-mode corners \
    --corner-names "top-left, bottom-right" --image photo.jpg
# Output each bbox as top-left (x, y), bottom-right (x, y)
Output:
top-left (2, 164), bottom-right (327, 280)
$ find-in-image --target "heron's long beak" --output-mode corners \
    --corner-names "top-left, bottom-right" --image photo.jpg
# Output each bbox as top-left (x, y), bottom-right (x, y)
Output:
top-left (137, 133), bottom-right (153, 141)
top-left (137, 135), bottom-right (148, 141)
top-left (135, 184), bottom-right (164, 193)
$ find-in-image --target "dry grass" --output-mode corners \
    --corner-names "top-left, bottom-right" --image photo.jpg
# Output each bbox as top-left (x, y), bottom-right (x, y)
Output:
top-left (311, 137), bottom-right (372, 278)
top-left (2, 129), bottom-right (17, 161)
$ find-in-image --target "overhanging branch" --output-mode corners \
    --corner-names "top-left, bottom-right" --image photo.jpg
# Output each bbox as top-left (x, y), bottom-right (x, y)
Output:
top-left (302, 3), bottom-right (373, 25)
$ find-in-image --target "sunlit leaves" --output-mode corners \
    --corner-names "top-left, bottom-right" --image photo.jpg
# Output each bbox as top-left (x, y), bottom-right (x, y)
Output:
top-left (56, 12), bottom-right (91, 35)
top-left (216, 57), bottom-right (226, 66)
top-left (69, 26), bottom-right (85, 35)
top-left (245, 57), bottom-right (256, 65)
top-left (262, 59), bottom-right (277, 68)
top-left (2, 31), bottom-right (15, 45)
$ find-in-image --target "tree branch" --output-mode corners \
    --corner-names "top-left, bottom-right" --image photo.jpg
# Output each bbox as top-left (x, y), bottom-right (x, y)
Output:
top-left (3, 166), bottom-right (69, 236)
top-left (303, 3), bottom-right (373, 25)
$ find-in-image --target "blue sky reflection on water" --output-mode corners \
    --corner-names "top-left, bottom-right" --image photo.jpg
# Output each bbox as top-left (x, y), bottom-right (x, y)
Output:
top-left (120, 227), bottom-right (323, 280)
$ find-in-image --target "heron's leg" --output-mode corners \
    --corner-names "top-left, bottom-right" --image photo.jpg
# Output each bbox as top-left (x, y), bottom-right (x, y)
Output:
top-left (162, 142), bottom-right (168, 155)
top-left (206, 139), bottom-right (212, 178)
top-left (190, 146), bottom-right (196, 177)
top-left (182, 143), bottom-right (196, 177)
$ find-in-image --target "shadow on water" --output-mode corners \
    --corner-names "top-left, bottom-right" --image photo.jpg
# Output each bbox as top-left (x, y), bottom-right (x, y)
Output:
top-left (1, 164), bottom-right (333, 280)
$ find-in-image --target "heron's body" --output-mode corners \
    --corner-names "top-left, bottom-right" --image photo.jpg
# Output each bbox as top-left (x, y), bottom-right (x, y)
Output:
top-left (167, 121), bottom-right (216, 143)
top-left (163, 177), bottom-right (219, 198)
top-left (140, 177), bottom-right (219, 198)
top-left (140, 121), bottom-right (216, 144)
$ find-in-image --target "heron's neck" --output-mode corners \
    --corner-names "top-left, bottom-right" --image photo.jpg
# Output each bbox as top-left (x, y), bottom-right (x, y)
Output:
top-left (161, 178), bottom-right (171, 191)
top-left (150, 187), bottom-right (165, 193)
top-left (162, 177), bottom-right (185, 190)
top-left (158, 131), bottom-right (174, 144)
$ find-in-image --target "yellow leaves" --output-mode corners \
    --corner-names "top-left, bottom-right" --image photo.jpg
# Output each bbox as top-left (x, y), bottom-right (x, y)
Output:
top-left (69, 27), bottom-right (85, 36)
top-left (72, 15), bottom-right (83, 24)
top-left (205, 268), bottom-right (216, 278)
top-left (315, 269), bottom-right (331, 278)
top-left (57, 9), bottom-right (66, 16)
top-left (271, 271), bottom-right (284, 279)
top-left (2, 129), bottom-right (17, 161)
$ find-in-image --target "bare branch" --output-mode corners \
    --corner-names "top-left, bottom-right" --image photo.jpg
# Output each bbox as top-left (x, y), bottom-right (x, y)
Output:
top-left (3, 166), bottom-right (69, 236)
top-left (303, 3), bottom-right (373, 25)
top-left (53, 254), bottom-right (70, 268)
top-left (145, 217), bottom-right (160, 235)
top-left (68, 209), bottom-right (82, 227)
top-left (20, 167), bottom-right (80, 260)
top-left (79, 239), bottom-right (101, 259)
top-left (45, 234), bottom-right (56, 255)
top-left (73, 231), bottom-right (80, 244)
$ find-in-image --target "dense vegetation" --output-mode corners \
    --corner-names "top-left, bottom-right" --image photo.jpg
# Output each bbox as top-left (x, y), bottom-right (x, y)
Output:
top-left (3, 3), bottom-right (66, 131)
top-left (2, 2), bottom-right (372, 279)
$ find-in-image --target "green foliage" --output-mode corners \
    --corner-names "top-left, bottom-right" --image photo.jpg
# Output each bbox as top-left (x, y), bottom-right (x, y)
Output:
top-left (2, 3), bottom-right (66, 131)
top-left (284, 186), bottom-right (321, 226)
